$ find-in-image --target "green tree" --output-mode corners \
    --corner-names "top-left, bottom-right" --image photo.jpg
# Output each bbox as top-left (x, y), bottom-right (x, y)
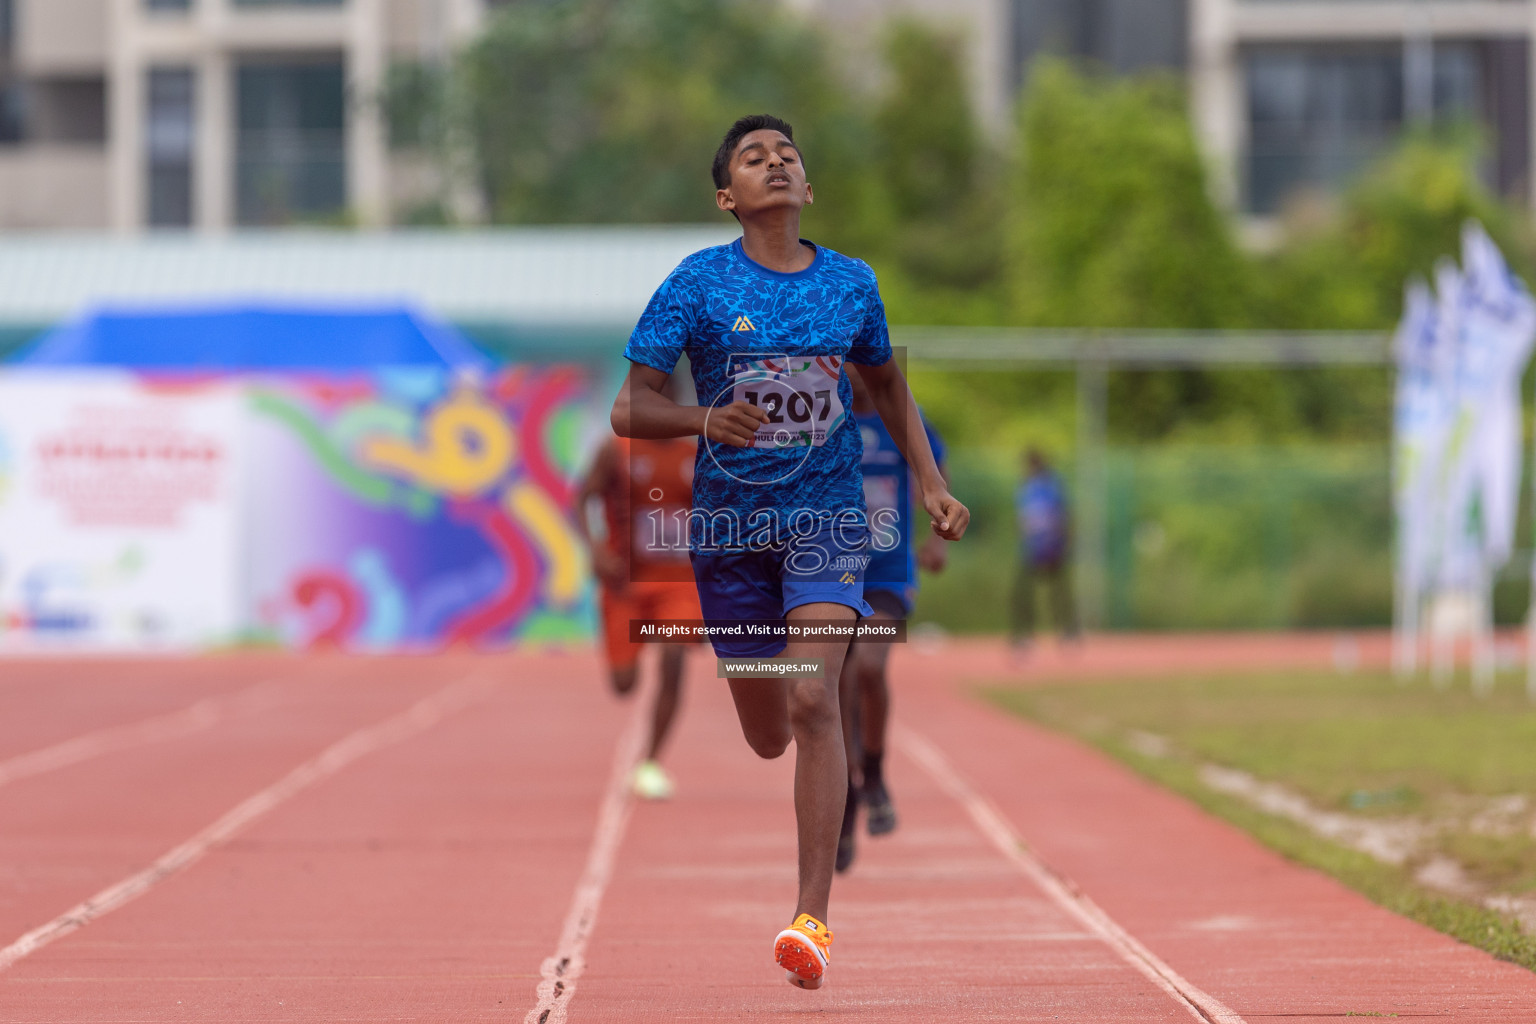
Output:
top-left (870, 20), bottom-right (1004, 320)
top-left (399, 0), bottom-right (885, 242)
top-left (876, 21), bottom-right (977, 223)
top-left (1264, 133), bottom-right (1533, 330)
top-left (1005, 59), bottom-right (1253, 330)
top-left (1242, 135), bottom-right (1533, 443)
top-left (1000, 60), bottom-right (1265, 439)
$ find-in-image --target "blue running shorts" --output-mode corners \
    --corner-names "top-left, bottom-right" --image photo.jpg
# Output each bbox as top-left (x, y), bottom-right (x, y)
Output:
top-left (691, 521), bottom-right (873, 658)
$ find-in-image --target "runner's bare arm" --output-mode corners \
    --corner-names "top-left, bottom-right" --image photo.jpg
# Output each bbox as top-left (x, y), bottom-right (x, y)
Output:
top-left (572, 440), bottom-right (625, 585)
top-left (851, 360), bottom-right (970, 541)
top-left (571, 439), bottom-right (612, 548)
top-left (918, 463), bottom-right (952, 571)
top-left (610, 362), bottom-right (768, 446)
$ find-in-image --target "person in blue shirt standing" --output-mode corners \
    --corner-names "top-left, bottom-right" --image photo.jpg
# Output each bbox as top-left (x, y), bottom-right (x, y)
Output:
top-left (1011, 448), bottom-right (1079, 654)
top-left (610, 114), bottom-right (969, 991)
top-left (835, 369), bottom-right (947, 873)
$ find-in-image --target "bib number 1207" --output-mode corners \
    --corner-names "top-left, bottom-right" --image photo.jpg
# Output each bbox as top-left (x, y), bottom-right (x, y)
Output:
top-left (728, 353), bottom-right (847, 449)
top-left (740, 388), bottom-right (832, 426)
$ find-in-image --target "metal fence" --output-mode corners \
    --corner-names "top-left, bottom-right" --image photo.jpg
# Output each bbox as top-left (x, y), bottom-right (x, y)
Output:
top-left (900, 328), bottom-right (1396, 631)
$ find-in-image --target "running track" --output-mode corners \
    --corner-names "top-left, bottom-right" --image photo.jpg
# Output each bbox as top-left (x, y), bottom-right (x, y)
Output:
top-left (1, 638), bottom-right (1533, 1022)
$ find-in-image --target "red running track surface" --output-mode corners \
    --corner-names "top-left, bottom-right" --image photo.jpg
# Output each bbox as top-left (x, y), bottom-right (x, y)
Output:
top-left (0, 640), bottom-right (1532, 1022)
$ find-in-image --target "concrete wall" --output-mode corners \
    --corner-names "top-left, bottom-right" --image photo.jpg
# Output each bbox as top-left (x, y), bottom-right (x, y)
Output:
top-left (384, 0), bottom-right (483, 59)
top-left (15, 0), bottom-right (107, 74)
top-left (0, 144), bottom-right (108, 229)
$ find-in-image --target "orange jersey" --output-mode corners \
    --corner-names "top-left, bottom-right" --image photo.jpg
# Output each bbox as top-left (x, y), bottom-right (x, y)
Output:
top-left (602, 436), bottom-right (696, 581)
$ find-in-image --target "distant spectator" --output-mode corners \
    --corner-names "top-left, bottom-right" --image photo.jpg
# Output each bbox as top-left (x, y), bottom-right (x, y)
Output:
top-left (1011, 448), bottom-right (1079, 654)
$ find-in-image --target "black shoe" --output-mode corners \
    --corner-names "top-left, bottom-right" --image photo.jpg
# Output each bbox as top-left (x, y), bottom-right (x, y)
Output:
top-left (863, 778), bottom-right (897, 836)
top-left (835, 785), bottom-right (859, 873)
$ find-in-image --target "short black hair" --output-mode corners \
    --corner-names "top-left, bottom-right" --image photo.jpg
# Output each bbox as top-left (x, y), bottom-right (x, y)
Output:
top-left (712, 114), bottom-right (799, 190)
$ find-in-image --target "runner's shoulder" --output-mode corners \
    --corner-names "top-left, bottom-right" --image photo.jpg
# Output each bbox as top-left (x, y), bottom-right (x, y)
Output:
top-left (645, 246), bottom-right (731, 304)
top-left (813, 245), bottom-right (880, 287)
top-left (673, 243), bottom-right (737, 279)
top-left (672, 241), bottom-right (875, 285)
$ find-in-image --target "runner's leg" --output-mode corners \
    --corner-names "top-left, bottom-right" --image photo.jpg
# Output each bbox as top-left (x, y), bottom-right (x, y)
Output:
top-left (838, 647), bottom-right (861, 781)
top-left (1008, 561), bottom-right (1024, 645)
top-left (856, 612), bottom-right (895, 759)
top-left (647, 643), bottom-right (687, 761)
top-left (1047, 562), bottom-right (1081, 640)
top-left (835, 644), bottom-right (863, 872)
top-left (1011, 559), bottom-right (1037, 646)
top-left (783, 601), bottom-right (854, 923)
top-left (610, 664), bottom-right (638, 696)
top-left (601, 587), bottom-right (641, 695)
top-left (727, 676), bottom-right (793, 760)
top-left (856, 609), bottom-right (898, 834)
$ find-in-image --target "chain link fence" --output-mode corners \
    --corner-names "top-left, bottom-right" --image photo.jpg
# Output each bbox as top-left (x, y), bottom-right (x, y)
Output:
top-left (913, 444), bottom-right (1411, 633)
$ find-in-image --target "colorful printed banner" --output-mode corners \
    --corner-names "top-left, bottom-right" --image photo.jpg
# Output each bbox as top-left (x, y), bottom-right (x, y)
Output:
top-left (0, 365), bottom-right (592, 652)
top-left (245, 365), bottom-right (592, 651)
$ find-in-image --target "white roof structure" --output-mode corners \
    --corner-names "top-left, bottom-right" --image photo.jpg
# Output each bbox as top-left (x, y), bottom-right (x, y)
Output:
top-left (0, 227), bottom-right (737, 326)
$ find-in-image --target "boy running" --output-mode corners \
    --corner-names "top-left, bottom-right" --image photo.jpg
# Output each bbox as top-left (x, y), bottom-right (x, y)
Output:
top-left (610, 114), bottom-right (968, 990)
top-left (835, 369), bottom-right (948, 872)
top-left (574, 428), bottom-right (701, 799)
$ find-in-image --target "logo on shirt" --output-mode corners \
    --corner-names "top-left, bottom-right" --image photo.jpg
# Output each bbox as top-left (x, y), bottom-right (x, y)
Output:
top-left (731, 315), bottom-right (756, 332)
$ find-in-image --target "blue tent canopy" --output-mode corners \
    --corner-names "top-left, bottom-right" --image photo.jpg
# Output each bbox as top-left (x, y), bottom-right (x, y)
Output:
top-left (18, 303), bottom-right (490, 371)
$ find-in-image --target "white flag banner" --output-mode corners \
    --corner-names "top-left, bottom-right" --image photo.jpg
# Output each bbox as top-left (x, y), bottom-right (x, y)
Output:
top-left (1391, 222), bottom-right (1534, 682)
top-left (1431, 257), bottom-right (1473, 592)
top-left (1458, 223), bottom-right (1536, 572)
top-left (1393, 279), bottom-right (1438, 606)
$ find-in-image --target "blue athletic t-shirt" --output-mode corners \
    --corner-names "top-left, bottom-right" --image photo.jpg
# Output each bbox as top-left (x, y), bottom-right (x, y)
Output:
top-left (1017, 470), bottom-right (1069, 564)
top-left (857, 407), bottom-right (945, 589)
top-left (624, 239), bottom-right (893, 551)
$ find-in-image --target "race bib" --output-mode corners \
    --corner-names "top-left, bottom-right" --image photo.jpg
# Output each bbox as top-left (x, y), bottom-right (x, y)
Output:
top-left (728, 353), bottom-right (847, 449)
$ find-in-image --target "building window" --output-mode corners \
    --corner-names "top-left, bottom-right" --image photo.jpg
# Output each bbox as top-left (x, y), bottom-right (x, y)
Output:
top-left (236, 59), bottom-right (346, 226)
top-left (1246, 42), bottom-right (1490, 214)
top-left (1, 0), bottom-right (19, 144)
top-left (145, 0), bottom-right (192, 11)
top-left (1011, 0), bottom-right (1187, 91)
top-left (26, 78), bottom-right (107, 142)
top-left (0, 83), bottom-right (22, 144)
top-left (1431, 43), bottom-right (1480, 119)
top-left (1246, 45), bottom-right (1401, 214)
top-left (147, 67), bottom-right (196, 228)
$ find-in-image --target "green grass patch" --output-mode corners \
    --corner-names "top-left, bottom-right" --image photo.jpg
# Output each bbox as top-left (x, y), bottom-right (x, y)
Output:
top-left (985, 669), bottom-right (1536, 973)
top-left (1438, 832), bottom-right (1536, 894)
top-left (993, 670), bottom-right (1536, 810)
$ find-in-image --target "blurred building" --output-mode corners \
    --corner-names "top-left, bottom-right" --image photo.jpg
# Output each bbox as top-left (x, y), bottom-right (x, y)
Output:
top-left (1189, 0), bottom-right (1532, 216)
top-left (785, 0), bottom-right (1017, 130)
top-left (807, 0), bottom-right (1536, 218)
top-left (5, 1), bottom-right (1536, 232)
top-left (0, 0), bottom-right (490, 232)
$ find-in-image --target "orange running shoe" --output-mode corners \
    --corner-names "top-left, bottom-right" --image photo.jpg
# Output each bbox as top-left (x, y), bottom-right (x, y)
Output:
top-left (774, 913), bottom-right (833, 989)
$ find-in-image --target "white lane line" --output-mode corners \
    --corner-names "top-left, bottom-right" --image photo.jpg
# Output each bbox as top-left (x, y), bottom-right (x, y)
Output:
top-left (897, 725), bottom-right (1248, 1024)
top-left (0, 680), bottom-right (290, 789)
top-left (0, 672), bottom-right (497, 974)
top-left (524, 695), bottom-right (648, 1024)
